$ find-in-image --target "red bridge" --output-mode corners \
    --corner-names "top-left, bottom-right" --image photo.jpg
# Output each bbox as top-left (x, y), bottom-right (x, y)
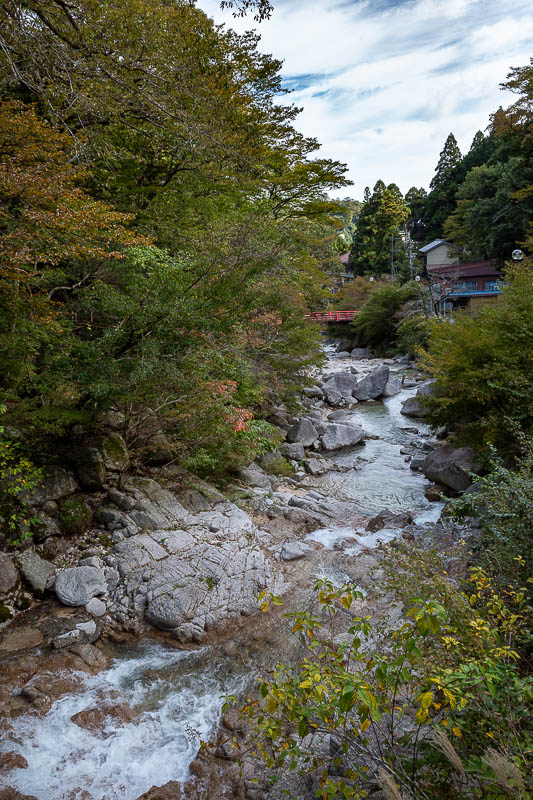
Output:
top-left (304, 310), bottom-right (358, 323)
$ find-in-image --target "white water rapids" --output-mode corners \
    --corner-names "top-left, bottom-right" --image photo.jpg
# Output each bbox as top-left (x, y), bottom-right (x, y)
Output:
top-left (2, 643), bottom-right (248, 800)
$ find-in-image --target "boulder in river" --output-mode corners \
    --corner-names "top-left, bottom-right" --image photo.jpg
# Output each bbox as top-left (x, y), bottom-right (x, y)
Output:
top-left (353, 365), bottom-right (389, 401)
top-left (286, 418), bottom-right (319, 446)
top-left (400, 382), bottom-right (434, 417)
top-left (320, 423), bottom-right (365, 451)
top-left (322, 372), bottom-right (358, 406)
top-left (351, 348), bottom-right (368, 358)
top-left (422, 445), bottom-right (481, 492)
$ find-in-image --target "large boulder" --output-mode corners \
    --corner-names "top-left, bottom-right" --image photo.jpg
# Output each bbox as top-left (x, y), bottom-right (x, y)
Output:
top-left (286, 418), bottom-right (319, 446)
top-left (54, 566), bottom-right (108, 607)
top-left (400, 382), bottom-right (434, 417)
top-left (321, 372), bottom-right (358, 406)
top-left (353, 366), bottom-right (389, 401)
top-left (238, 464), bottom-right (273, 489)
top-left (351, 348), bottom-right (368, 358)
top-left (26, 466), bottom-right (78, 506)
top-left (422, 445), bottom-right (481, 492)
top-left (320, 423), bottom-right (365, 451)
top-left (279, 442), bottom-right (305, 460)
top-left (16, 550), bottom-right (54, 594)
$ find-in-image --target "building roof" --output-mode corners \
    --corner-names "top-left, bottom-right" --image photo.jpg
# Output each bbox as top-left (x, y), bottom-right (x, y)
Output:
top-left (418, 239), bottom-right (454, 253)
top-left (428, 259), bottom-right (500, 279)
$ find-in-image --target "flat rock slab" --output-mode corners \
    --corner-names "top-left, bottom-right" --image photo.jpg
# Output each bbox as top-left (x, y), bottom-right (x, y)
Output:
top-left (0, 628), bottom-right (44, 652)
top-left (320, 423), bottom-right (365, 451)
top-left (107, 501), bottom-right (278, 642)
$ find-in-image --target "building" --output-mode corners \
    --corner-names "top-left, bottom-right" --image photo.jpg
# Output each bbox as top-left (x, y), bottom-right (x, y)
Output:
top-left (428, 259), bottom-right (503, 312)
top-left (418, 239), bottom-right (461, 269)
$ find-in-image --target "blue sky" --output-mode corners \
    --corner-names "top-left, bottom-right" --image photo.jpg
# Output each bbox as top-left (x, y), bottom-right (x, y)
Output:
top-left (200, 0), bottom-right (533, 199)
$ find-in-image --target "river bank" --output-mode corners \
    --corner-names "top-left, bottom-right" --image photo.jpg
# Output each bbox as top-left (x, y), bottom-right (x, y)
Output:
top-left (0, 345), bottom-right (478, 800)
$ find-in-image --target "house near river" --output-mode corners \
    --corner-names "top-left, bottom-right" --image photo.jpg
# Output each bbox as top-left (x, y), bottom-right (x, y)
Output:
top-left (419, 239), bottom-right (503, 313)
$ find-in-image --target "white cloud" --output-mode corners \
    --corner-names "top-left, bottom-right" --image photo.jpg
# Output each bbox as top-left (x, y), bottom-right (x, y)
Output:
top-left (200, 0), bottom-right (533, 198)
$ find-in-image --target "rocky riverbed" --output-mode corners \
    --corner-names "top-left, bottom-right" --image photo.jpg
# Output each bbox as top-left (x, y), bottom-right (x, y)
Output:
top-left (0, 344), bottom-right (480, 800)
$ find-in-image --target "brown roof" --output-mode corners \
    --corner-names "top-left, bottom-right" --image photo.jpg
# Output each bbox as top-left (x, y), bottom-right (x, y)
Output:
top-left (428, 260), bottom-right (501, 279)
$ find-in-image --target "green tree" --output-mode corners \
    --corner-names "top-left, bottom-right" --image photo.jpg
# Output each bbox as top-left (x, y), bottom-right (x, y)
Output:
top-left (422, 133), bottom-right (462, 241)
top-left (349, 181), bottom-right (409, 277)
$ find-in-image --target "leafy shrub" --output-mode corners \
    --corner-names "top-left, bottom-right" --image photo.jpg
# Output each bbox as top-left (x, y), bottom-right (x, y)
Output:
top-left (350, 281), bottom-right (422, 352)
top-left (239, 567), bottom-right (532, 799)
top-left (0, 406), bottom-right (42, 545)
top-left (396, 313), bottom-right (431, 356)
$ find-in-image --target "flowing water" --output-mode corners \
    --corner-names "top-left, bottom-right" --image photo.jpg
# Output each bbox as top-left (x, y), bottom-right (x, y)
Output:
top-left (2, 352), bottom-right (443, 799)
top-left (3, 643), bottom-right (249, 800)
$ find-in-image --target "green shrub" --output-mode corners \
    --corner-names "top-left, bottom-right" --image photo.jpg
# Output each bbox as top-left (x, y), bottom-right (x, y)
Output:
top-left (350, 281), bottom-right (422, 352)
top-left (396, 313), bottom-right (431, 356)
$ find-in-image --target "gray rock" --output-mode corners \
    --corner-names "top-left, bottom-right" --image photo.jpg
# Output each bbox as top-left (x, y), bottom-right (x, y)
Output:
top-left (327, 409), bottom-right (351, 421)
top-left (286, 418), bottom-right (319, 446)
top-left (99, 409), bottom-right (126, 431)
top-left (239, 464), bottom-right (273, 489)
top-left (85, 597), bottom-right (107, 617)
top-left (400, 382), bottom-right (434, 417)
top-left (95, 507), bottom-right (123, 526)
top-left (409, 456), bottom-right (426, 471)
top-left (382, 378), bottom-right (402, 397)
top-left (367, 510), bottom-right (413, 532)
top-left (279, 442), bottom-right (305, 460)
top-left (303, 386), bottom-right (323, 398)
top-left (55, 566), bottom-right (108, 607)
top-left (76, 620), bottom-right (97, 636)
top-left (322, 372), bottom-right (358, 406)
top-left (320, 423), bottom-right (365, 451)
top-left (335, 351), bottom-right (351, 359)
top-left (351, 348), bottom-right (368, 358)
top-left (281, 541), bottom-right (312, 561)
top-left (0, 555), bottom-right (19, 596)
top-left (305, 458), bottom-right (332, 475)
top-left (27, 466), bottom-right (78, 506)
top-left (402, 377), bottom-right (417, 388)
top-left (422, 445), bottom-right (481, 492)
top-left (107, 487), bottom-right (136, 512)
top-left (16, 550), bottom-right (55, 594)
top-left (68, 447), bottom-right (106, 491)
top-left (354, 365), bottom-right (389, 401)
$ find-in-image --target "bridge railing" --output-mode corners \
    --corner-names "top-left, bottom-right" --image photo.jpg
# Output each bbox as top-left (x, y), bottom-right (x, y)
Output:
top-left (304, 310), bottom-right (358, 323)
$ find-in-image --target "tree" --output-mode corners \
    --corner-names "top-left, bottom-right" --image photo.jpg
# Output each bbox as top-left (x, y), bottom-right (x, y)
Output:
top-left (444, 158), bottom-right (529, 262)
top-left (349, 181), bottom-right (409, 277)
top-left (422, 134), bottom-right (462, 241)
top-left (405, 186), bottom-right (428, 242)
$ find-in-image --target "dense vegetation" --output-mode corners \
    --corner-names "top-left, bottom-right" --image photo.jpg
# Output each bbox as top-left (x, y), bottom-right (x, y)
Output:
top-left (0, 0), bottom-right (351, 481)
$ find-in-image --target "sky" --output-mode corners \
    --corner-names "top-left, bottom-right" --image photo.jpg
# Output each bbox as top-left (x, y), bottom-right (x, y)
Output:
top-left (199, 0), bottom-right (533, 200)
